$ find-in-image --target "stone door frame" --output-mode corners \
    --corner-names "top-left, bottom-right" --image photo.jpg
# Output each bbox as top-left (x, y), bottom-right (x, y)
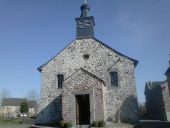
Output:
top-left (71, 89), bottom-right (95, 126)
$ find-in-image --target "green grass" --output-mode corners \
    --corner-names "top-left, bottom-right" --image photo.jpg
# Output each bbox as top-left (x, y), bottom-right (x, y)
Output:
top-left (0, 118), bottom-right (22, 125)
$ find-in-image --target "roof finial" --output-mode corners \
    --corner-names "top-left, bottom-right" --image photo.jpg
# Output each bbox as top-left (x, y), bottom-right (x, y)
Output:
top-left (80, 0), bottom-right (90, 17)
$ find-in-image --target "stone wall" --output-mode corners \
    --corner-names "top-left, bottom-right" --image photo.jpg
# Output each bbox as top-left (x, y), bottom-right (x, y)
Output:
top-left (62, 68), bottom-right (105, 125)
top-left (0, 106), bottom-right (36, 118)
top-left (36, 38), bottom-right (138, 124)
top-left (162, 82), bottom-right (170, 121)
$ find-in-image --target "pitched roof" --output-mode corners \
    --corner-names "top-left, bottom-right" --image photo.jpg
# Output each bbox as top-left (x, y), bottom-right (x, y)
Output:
top-left (92, 38), bottom-right (138, 66)
top-left (1, 98), bottom-right (36, 108)
top-left (145, 81), bottom-right (166, 94)
top-left (165, 67), bottom-right (170, 75)
top-left (37, 37), bottom-right (138, 72)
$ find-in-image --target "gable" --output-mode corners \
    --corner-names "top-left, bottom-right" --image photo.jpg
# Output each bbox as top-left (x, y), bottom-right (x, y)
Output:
top-left (92, 37), bottom-right (138, 66)
top-left (38, 37), bottom-right (138, 72)
top-left (64, 67), bottom-right (105, 87)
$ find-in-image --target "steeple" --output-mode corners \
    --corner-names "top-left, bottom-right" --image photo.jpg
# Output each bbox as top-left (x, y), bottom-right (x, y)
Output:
top-left (75, 1), bottom-right (95, 38)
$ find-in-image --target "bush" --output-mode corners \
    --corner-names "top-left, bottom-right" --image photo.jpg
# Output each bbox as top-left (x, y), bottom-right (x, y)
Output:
top-left (59, 119), bottom-right (65, 128)
top-left (64, 121), bottom-right (73, 128)
top-left (20, 102), bottom-right (29, 113)
top-left (91, 121), bottom-right (98, 127)
top-left (59, 119), bottom-right (72, 128)
top-left (98, 120), bottom-right (105, 127)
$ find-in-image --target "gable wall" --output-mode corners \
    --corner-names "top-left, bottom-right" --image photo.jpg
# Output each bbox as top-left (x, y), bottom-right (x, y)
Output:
top-left (37, 38), bottom-right (138, 124)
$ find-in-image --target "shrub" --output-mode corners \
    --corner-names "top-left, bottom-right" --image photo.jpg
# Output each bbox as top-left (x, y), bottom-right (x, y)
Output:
top-left (98, 120), bottom-right (105, 127)
top-left (59, 119), bottom-right (65, 128)
top-left (91, 121), bottom-right (98, 127)
top-left (20, 102), bottom-right (29, 113)
top-left (64, 121), bottom-right (72, 128)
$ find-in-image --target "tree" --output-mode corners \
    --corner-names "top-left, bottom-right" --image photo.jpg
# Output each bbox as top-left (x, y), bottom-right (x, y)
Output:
top-left (139, 103), bottom-right (146, 115)
top-left (0, 88), bottom-right (10, 106)
top-left (1, 88), bottom-right (10, 98)
top-left (139, 102), bottom-right (147, 119)
top-left (26, 89), bottom-right (39, 102)
top-left (20, 102), bottom-right (29, 113)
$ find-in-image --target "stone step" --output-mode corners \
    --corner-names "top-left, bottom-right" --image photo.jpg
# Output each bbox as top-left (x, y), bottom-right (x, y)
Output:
top-left (29, 125), bottom-right (55, 128)
top-left (106, 123), bottom-right (134, 128)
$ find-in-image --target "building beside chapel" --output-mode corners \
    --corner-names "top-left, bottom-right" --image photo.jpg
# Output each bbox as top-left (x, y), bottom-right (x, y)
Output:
top-left (0, 98), bottom-right (36, 118)
top-left (36, 3), bottom-right (139, 125)
top-left (145, 60), bottom-right (170, 121)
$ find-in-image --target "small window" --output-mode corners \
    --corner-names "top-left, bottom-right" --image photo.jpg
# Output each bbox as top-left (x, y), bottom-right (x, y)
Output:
top-left (57, 74), bottom-right (64, 89)
top-left (110, 71), bottom-right (118, 86)
top-left (83, 54), bottom-right (90, 60)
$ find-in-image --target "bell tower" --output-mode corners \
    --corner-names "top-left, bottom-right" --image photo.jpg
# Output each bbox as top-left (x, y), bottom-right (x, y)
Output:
top-left (75, 1), bottom-right (95, 38)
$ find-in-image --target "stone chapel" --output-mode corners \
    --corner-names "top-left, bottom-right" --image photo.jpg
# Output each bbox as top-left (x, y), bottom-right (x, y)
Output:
top-left (35, 2), bottom-right (139, 126)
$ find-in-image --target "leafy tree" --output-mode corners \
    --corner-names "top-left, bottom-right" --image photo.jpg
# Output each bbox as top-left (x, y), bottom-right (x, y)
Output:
top-left (20, 102), bottom-right (29, 113)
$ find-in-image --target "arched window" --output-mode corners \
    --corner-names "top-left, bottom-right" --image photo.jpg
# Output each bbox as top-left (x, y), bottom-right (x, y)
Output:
top-left (110, 71), bottom-right (118, 86)
top-left (57, 74), bottom-right (64, 89)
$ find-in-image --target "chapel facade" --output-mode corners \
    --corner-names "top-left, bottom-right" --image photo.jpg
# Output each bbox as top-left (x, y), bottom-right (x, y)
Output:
top-left (35, 2), bottom-right (139, 125)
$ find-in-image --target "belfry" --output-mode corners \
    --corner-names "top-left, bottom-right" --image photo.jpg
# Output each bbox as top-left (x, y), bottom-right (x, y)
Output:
top-left (76, 2), bottom-right (95, 38)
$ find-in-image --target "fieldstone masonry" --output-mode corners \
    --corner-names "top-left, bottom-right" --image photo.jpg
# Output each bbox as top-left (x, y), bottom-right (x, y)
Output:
top-left (35, 38), bottom-right (139, 125)
top-left (35, 2), bottom-right (139, 126)
top-left (162, 82), bottom-right (170, 120)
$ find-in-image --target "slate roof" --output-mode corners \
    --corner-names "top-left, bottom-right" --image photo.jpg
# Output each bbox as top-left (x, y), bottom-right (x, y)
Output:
top-left (144, 81), bottom-right (167, 95)
top-left (1, 98), bottom-right (36, 108)
top-left (145, 81), bottom-right (166, 90)
top-left (37, 37), bottom-right (138, 72)
top-left (165, 67), bottom-right (170, 75)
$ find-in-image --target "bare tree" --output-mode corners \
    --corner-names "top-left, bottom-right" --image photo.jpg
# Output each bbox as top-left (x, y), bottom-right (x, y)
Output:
top-left (26, 89), bottom-right (39, 102)
top-left (0, 88), bottom-right (11, 119)
top-left (0, 88), bottom-right (10, 106)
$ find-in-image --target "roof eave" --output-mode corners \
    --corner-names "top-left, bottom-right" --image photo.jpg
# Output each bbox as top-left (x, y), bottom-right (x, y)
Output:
top-left (37, 39), bottom-right (76, 72)
top-left (165, 67), bottom-right (170, 75)
top-left (37, 37), bottom-right (139, 71)
top-left (92, 37), bottom-right (139, 67)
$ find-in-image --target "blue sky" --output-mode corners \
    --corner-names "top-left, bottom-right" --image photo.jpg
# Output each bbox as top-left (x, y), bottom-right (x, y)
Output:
top-left (0, 0), bottom-right (169, 103)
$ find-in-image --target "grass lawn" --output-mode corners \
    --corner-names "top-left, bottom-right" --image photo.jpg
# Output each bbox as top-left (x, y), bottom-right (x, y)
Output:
top-left (0, 119), bottom-right (30, 128)
top-left (0, 118), bottom-right (21, 124)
